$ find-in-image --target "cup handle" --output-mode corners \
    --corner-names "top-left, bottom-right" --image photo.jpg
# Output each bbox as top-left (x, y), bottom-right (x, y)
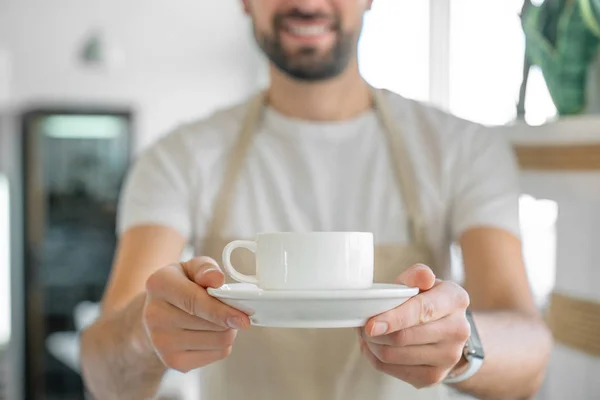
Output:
top-left (222, 240), bottom-right (259, 285)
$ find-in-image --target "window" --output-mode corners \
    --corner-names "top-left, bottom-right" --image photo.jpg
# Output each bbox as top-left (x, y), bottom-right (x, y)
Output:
top-left (520, 195), bottom-right (558, 305)
top-left (359, 0), bottom-right (430, 102)
top-left (449, 0), bottom-right (557, 125)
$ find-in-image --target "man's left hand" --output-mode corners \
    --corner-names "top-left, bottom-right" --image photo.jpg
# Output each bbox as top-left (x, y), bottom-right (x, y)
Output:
top-left (359, 264), bottom-right (471, 389)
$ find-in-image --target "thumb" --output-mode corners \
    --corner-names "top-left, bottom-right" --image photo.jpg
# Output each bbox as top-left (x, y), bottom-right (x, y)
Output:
top-left (181, 256), bottom-right (225, 289)
top-left (394, 264), bottom-right (437, 291)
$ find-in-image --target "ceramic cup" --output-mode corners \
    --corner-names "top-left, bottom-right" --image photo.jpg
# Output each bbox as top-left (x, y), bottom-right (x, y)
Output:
top-left (221, 232), bottom-right (374, 290)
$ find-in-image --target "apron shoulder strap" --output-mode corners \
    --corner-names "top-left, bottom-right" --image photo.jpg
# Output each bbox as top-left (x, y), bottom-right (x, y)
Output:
top-left (372, 88), bottom-right (429, 247)
top-left (204, 91), bottom-right (267, 239)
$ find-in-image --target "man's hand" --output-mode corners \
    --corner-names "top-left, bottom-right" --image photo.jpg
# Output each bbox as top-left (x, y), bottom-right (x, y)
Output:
top-left (143, 256), bottom-right (251, 373)
top-left (358, 264), bottom-right (471, 389)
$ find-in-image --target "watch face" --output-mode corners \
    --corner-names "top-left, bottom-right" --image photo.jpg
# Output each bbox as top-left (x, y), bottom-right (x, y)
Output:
top-left (465, 310), bottom-right (485, 358)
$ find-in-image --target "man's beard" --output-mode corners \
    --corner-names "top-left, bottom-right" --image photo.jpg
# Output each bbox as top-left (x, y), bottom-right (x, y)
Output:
top-left (253, 10), bottom-right (357, 82)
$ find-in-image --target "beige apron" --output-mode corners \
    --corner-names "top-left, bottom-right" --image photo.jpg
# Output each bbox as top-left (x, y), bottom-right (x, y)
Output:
top-left (198, 88), bottom-right (450, 399)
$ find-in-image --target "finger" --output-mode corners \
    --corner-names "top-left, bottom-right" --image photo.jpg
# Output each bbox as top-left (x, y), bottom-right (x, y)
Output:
top-left (364, 341), bottom-right (455, 367)
top-left (146, 266), bottom-right (250, 329)
top-left (360, 344), bottom-right (447, 389)
top-left (394, 264), bottom-right (437, 291)
top-left (181, 256), bottom-right (225, 289)
top-left (361, 312), bottom-right (469, 346)
top-left (153, 329), bottom-right (238, 352)
top-left (366, 281), bottom-right (469, 336)
top-left (161, 349), bottom-right (232, 373)
top-left (383, 364), bottom-right (449, 389)
top-left (145, 300), bottom-right (229, 332)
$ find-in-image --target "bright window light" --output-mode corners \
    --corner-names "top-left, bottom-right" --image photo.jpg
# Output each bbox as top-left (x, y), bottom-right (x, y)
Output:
top-left (524, 66), bottom-right (559, 126)
top-left (0, 174), bottom-right (10, 347)
top-left (449, 0), bottom-right (557, 126)
top-left (519, 195), bottom-right (558, 305)
top-left (359, 0), bottom-right (430, 102)
top-left (43, 115), bottom-right (125, 139)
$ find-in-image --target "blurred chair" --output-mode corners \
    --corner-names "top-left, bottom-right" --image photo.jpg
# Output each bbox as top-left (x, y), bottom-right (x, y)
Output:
top-left (496, 116), bottom-right (600, 399)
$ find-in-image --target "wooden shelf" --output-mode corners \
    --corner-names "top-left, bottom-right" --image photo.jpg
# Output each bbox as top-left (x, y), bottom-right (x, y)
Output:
top-left (514, 144), bottom-right (600, 171)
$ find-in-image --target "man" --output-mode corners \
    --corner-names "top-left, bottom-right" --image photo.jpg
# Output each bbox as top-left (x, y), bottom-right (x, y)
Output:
top-left (80, 1), bottom-right (552, 399)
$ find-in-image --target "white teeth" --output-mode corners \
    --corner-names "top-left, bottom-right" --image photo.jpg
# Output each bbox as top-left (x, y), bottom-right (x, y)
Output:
top-left (288, 25), bottom-right (329, 37)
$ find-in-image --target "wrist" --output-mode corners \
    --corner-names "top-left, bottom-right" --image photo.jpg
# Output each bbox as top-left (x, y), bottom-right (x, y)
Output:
top-left (127, 294), bottom-right (166, 373)
top-left (80, 293), bottom-right (166, 399)
top-left (443, 310), bottom-right (485, 384)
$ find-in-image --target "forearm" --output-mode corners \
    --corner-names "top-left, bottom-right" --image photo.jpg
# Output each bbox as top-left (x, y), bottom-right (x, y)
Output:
top-left (450, 310), bottom-right (553, 399)
top-left (80, 293), bottom-right (166, 400)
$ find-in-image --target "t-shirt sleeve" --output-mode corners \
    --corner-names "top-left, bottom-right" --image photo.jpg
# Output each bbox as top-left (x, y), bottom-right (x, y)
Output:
top-left (449, 126), bottom-right (521, 241)
top-left (116, 136), bottom-right (192, 239)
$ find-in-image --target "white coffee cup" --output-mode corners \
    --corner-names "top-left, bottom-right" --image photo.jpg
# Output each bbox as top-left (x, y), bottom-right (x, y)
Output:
top-left (222, 232), bottom-right (374, 290)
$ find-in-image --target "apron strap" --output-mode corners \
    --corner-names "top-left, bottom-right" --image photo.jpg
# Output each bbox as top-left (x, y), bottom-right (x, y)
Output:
top-left (204, 91), bottom-right (267, 240)
top-left (371, 88), bottom-right (428, 246)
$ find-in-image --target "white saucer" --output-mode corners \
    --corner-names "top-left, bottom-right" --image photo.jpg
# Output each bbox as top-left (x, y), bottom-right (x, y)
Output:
top-left (208, 283), bottom-right (419, 328)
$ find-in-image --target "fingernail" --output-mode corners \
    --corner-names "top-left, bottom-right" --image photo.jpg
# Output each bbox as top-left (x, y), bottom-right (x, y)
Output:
top-left (227, 316), bottom-right (245, 330)
top-left (370, 322), bottom-right (388, 337)
top-left (196, 266), bottom-right (219, 281)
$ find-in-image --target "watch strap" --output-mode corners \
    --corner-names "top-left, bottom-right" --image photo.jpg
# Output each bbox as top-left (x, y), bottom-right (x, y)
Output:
top-left (443, 355), bottom-right (484, 384)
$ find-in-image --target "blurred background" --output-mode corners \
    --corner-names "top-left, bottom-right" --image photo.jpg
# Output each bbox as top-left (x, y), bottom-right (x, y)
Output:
top-left (1, 0), bottom-right (599, 399)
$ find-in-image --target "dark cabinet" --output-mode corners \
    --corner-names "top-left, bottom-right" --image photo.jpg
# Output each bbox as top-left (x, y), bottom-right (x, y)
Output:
top-left (21, 108), bottom-right (133, 399)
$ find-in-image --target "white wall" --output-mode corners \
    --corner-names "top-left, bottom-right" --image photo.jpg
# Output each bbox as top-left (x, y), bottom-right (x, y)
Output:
top-left (0, 0), bottom-right (266, 152)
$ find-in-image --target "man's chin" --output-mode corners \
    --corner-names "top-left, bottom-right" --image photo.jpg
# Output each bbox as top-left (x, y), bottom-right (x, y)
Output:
top-left (257, 33), bottom-right (354, 81)
top-left (274, 64), bottom-right (345, 82)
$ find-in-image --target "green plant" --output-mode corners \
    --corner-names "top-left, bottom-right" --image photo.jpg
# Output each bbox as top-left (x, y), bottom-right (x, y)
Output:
top-left (520, 0), bottom-right (600, 115)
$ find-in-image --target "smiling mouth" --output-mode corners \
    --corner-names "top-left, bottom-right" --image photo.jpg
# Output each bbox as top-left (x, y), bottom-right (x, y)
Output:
top-left (285, 24), bottom-right (331, 37)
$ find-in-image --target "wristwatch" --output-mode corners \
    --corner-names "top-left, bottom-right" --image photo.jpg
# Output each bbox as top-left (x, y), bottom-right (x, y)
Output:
top-left (443, 309), bottom-right (484, 384)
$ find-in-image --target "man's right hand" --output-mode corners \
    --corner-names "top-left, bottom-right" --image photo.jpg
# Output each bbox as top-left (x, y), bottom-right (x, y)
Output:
top-left (143, 256), bottom-right (250, 373)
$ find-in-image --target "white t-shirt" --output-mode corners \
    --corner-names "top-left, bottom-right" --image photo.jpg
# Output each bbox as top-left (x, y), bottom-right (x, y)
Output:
top-left (118, 90), bottom-right (521, 276)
